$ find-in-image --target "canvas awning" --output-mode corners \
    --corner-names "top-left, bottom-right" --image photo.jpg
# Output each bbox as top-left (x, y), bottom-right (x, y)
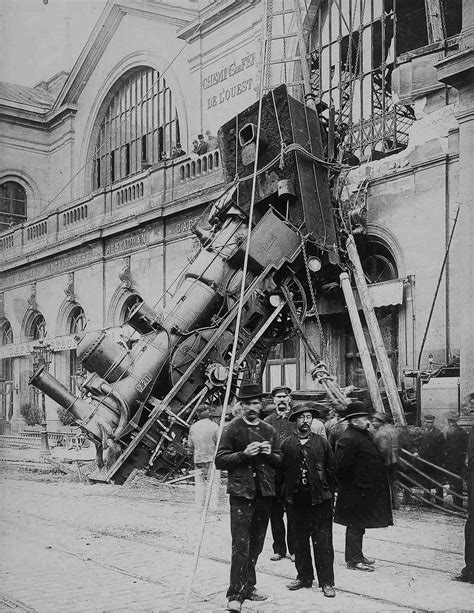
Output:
top-left (315, 278), bottom-right (406, 316)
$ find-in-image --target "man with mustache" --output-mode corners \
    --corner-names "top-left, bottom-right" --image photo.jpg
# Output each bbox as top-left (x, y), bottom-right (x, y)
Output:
top-left (264, 386), bottom-right (295, 561)
top-left (215, 383), bottom-right (282, 612)
top-left (334, 402), bottom-right (393, 571)
top-left (281, 403), bottom-right (337, 598)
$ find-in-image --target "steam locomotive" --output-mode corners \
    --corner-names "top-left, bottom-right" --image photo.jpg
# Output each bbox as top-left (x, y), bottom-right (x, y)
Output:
top-left (30, 85), bottom-right (340, 484)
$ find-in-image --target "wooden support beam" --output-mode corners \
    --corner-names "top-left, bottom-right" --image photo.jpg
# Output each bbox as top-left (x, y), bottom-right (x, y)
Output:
top-left (340, 272), bottom-right (385, 414)
top-left (346, 235), bottom-right (406, 425)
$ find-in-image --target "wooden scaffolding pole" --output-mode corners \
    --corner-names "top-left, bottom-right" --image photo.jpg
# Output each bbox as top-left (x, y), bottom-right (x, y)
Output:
top-left (340, 272), bottom-right (385, 414)
top-left (345, 235), bottom-right (406, 425)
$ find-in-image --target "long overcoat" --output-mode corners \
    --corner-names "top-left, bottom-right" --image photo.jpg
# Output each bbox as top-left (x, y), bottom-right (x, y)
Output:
top-left (334, 424), bottom-right (393, 529)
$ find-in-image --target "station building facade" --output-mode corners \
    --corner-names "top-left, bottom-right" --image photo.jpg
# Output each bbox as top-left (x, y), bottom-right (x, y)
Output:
top-left (1, 0), bottom-right (473, 434)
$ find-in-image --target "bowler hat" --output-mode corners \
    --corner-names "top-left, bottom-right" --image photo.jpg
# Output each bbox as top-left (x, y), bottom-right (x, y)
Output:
top-left (342, 401), bottom-right (370, 421)
top-left (271, 385), bottom-right (292, 397)
top-left (237, 383), bottom-right (264, 400)
top-left (289, 402), bottom-right (319, 422)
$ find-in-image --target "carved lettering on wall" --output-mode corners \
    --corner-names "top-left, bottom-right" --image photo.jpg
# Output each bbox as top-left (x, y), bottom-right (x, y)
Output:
top-left (105, 230), bottom-right (151, 256)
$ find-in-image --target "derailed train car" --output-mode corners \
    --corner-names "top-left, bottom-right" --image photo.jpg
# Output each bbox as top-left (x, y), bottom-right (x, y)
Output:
top-left (29, 85), bottom-right (341, 484)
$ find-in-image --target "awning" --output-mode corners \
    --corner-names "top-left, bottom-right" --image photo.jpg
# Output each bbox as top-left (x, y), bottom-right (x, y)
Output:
top-left (315, 278), bottom-right (406, 316)
top-left (362, 278), bottom-right (405, 308)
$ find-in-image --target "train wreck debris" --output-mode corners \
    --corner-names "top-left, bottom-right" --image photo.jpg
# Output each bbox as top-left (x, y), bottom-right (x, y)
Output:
top-left (29, 85), bottom-right (343, 484)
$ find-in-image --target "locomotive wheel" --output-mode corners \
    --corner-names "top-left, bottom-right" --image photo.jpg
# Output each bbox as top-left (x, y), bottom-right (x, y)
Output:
top-left (258, 272), bottom-right (307, 347)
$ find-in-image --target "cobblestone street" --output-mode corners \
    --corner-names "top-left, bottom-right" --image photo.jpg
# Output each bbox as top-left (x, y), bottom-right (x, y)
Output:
top-left (0, 460), bottom-right (472, 612)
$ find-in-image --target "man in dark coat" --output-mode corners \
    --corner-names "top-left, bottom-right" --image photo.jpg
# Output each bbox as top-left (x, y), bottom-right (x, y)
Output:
top-left (334, 402), bottom-right (393, 571)
top-left (281, 403), bottom-right (336, 598)
top-left (263, 385), bottom-right (295, 562)
top-left (417, 414), bottom-right (446, 506)
top-left (453, 413), bottom-right (474, 584)
top-left (445, 412), bottom-right (468, 509)
top-left (215, 383), bottom-right (282, 612)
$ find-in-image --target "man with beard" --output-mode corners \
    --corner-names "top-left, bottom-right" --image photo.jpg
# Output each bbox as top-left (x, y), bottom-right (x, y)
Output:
top-left (264, 386), bottom-right (295, 561)
top-left (281, 403), bottom-right (336, 598)
top-left (334, 402), bottom-right (393, 571)
top-left (215, 383), bottom-right (282, 612)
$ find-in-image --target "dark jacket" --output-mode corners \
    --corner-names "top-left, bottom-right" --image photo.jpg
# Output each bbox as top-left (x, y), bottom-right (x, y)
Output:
top-left (215, 417), bottom-right (281, 499)
top-left (264, 411), bottom-right (295, 446)
top-left (281, 432), bottom-right (336, 506)
top-left (445, 424), bottom-right (468, 472)
top-left (419, 427), bottom-right (446, 468)
top-left (334, 424), bottom-right (393, 529)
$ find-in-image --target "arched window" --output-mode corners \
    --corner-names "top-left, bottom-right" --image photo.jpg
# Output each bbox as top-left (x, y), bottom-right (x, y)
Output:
top-left (1, 181), bottom-right (27, 231)
top-left (119, 294), bottom-right (143, 348)
top-left (308, 0), bottom-right (461, 161)
top-left (0, 320), bottom-right (14, 429)
top-left (92, 67), bottom-right (180, 189)
top-left (67, 306), bottom-right (87, 394)
top-left (29, 313), bottom-right (47, 341)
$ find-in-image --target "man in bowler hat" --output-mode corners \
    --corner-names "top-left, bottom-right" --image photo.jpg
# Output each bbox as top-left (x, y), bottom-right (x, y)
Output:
top-left (215, 383), bottom-right (282, 612)
top-left (334, 401), bottom-right (393, 571)
top-left (264, 385), bottom-right (295, 561)
top-left (281, 403), bottom-right (336, 597)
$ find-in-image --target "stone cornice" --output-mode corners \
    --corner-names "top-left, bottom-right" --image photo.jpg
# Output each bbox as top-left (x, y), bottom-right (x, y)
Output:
top-left (178, 0), bottom-right (259, 42)
top-left (436, 46), bottom-right (474, 88)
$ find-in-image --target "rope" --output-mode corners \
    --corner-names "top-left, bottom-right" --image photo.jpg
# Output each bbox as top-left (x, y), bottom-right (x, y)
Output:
top-left (184, 1), bottom-right (272, 603)
top-left (417, 206), bottom-right (460, 370)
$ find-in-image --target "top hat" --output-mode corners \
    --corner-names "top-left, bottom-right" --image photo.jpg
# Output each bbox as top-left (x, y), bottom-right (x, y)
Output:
top-left (288, 402), bottom-right (320, 422)
top-left (271, 385), bottom-right (292, 397)
top-left (342, 401), bottom-right (370, 421)
top-left (237, 383), bottom-right (264, 401)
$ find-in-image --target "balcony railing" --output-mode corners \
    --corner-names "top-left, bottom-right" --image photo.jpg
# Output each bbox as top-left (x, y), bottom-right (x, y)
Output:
top-left (0, 149), bottom-right (223, 263)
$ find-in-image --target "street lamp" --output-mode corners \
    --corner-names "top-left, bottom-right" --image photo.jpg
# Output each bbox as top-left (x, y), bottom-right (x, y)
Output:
top-left (30, 339), bottom-right (52, 458)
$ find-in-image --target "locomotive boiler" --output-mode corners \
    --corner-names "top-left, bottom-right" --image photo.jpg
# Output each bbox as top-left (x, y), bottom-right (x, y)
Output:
top-left (30, 85), bottom-right (340, 484)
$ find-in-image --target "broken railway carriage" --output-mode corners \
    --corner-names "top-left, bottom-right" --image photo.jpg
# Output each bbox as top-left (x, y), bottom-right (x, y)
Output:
top-left (30, 85), bottom-right (342, 484)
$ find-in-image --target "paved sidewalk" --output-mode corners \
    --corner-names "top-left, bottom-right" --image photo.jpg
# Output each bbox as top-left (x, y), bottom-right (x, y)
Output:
top-left (0, 466), bottom-right (472, 612)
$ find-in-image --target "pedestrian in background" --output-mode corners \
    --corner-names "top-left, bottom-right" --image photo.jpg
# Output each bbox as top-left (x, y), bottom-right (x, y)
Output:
top-left (215, 383), bottom-right (282, 612)
top-left (371, 412), bottom-right (400, 509)
top-left (264, 385), bottom-right (295, 562)
top-left (445, 411), bottom-right (468, 509)
top-left (281, 403), bottom-right (336, 598)
top-left (417, 414), bottom-right (446, 506)
top-left (187, 405), bottom-right (219, 511)
top-left (452, 409), bottom-right (474, 584)
top-left (334, 402), bottom-right (393, 572)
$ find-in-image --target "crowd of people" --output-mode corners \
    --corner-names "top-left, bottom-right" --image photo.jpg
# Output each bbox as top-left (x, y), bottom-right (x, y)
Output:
top-left (158, 133), bottom-right (214, 163)
top-left (186, 384), bottom-right (474, 612)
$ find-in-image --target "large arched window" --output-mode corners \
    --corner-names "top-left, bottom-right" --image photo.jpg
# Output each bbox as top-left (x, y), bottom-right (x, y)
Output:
top-left (67, 306), bottom-right (87, 394)
top-left (308, 0), bottom-right (461, 161)
top-left (1, 181), bottom-right (27, 231)
top-left (0, 320), bottom-right (14, 430)
top-left (92, 67), bottom-right (180, 189)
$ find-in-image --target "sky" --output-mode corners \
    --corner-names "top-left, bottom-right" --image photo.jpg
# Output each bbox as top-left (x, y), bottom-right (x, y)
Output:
top-left (0, 0), bottom-right (108, 87)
